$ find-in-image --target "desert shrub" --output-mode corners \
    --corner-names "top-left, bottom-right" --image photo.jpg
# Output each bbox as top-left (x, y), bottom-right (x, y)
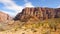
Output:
top-left (43, 31), bottom-right (51, 34)
top-left (48, 21), bottom-right (57, 31)
top-left (22, 32), bottom-right (25, 34)
top-left (32, 23), bottom-right (40, 28)
top-left (31, 28), bottom-right (37, 32)
top-left (0, 28), bottom-right (5, 31)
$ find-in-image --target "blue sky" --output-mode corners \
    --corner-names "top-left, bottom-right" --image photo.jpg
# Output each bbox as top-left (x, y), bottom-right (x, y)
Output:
top-left (0, 0), bottom-right (60, 17)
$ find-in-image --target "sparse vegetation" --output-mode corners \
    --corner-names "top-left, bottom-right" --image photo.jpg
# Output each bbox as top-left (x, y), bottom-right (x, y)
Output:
top-left (0, 18), bottom-right (60, 34)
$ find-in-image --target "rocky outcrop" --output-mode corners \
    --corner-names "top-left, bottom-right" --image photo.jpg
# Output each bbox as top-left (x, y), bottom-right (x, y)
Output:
top-left (0, 11), bottom-right (12, 22)
top-left (14, 7), bottom-right (60, 22)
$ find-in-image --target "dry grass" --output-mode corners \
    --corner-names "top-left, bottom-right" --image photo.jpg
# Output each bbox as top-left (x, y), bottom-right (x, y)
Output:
top-left (0, 18), bottom-right (60, 34)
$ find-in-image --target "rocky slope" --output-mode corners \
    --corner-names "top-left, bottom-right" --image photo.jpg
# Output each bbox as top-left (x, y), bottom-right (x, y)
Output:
top-left (0, 18), bottom-right (60, 34)
top-left (0, 11), bottom-right (12, 22)
top-left (14, 7), bottom-right (60, 22)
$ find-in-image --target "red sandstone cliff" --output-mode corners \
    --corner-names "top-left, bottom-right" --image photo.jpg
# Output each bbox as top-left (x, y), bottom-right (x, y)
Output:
top-left (14, 7), bottom-right (60, 22)
top-left (0, 11), bottom-right (12, 22)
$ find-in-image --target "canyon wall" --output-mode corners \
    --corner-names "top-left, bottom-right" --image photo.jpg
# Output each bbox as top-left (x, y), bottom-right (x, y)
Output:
top-left (14, 7), bottom-right (60, 22)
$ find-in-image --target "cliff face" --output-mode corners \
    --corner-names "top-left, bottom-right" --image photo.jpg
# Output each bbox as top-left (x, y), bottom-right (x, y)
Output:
top-left (0, 11), bottom-right (12, 22)
top-left (14, 7), bottom-right (60, 22)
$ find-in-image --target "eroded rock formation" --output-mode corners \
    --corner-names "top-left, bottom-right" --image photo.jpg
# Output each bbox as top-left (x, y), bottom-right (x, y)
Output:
top-left (0, 11), bottom-right (12, 22)
top-left (14, 7), bottom-right (60, 22)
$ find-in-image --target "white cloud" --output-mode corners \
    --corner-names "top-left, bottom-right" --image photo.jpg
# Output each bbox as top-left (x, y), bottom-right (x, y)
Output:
top-left (24, 0), bottom-right (34, 7)
top-left (0, 0), bottom-right (24, 13)
top-left (0, 0), bottom-right (34, 16)
top-left (57, 5), bottom-right (60, 8)
top-left (24, 2), bottom-right (34, 7)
